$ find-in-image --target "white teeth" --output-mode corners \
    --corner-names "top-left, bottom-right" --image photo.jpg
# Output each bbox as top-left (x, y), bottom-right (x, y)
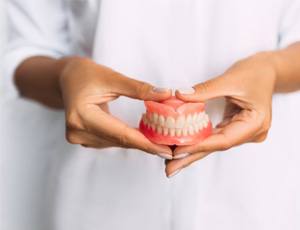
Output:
top-left (176, 129), bottom-right (182, 137)
top-left (175, 116), bottom-right (185, 128)
top-left (170, 128), bottom-right (175, 137)
top-left (157, 126), bottom-right (162, 134)
top-left (197, 112), bottom-right (203, 122)
top-left (153, 113), bottom-right (158, 124)
top-left (182, 128), bottom-right (188, 136)
top-left (186, 114), bottom-right (193, 125)
top-left (192, 113), bottom-right (198, 123)
top-left (159, 115), bottom-right (165, 126)
top-left (163, 127), bottom-right (168, 136)
top-left (166, 116), bottom-right (175, 128)
top-left (188, 126), bottom-right (194, 135)
top-left (144, 112), bottom-right (210, 137)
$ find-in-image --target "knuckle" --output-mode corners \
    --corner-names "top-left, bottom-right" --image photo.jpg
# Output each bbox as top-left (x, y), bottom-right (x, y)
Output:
top-left (66, 110), bottom-right (84, 130)
top-left (255, 132), bottom-right (268, 143)
top-left (66, 130), bottom-right (81, 144)
top-left (136, 82), bottom-right (151, 99)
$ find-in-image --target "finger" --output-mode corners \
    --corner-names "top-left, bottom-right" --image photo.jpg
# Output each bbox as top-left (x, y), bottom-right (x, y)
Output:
top-left (81, 104), bottom-right (173, 157)
top-left (174, 110), bottom-right (261, 156)
top-left (110, 72), bottom-right (172, 101)
top-left (66, 129), bottom-right (119, 149)
top-left (165, 152), bottom-right (211, 177)
top-left (175, 76), bottom-right (235, 102)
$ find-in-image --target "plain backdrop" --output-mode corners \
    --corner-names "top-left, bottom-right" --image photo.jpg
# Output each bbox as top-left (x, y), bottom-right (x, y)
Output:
top-left (0, 1), bottom-right (67, 229)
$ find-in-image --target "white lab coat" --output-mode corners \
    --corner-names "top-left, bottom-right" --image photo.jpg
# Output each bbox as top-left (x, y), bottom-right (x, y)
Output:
top-left (3, 0), bottom-right (300, 229)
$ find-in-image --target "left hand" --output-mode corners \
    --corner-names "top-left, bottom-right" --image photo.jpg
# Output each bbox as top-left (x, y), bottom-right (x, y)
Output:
top-left (166, 52), bottom-right (278, 177)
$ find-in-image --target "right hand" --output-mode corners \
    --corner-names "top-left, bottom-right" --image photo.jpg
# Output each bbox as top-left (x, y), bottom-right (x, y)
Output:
top-left (58, 57), bottom-right (173, 159)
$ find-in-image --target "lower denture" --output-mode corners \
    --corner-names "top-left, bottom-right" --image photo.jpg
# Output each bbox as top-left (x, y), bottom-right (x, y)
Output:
top-left (139, 96), bottom-right (212, 146)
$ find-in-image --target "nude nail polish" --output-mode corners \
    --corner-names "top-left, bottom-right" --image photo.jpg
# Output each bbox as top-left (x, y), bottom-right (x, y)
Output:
top-left (168, 169), bottom-right (181, 178)
top-left (152, 87), bottom-right (170, 93)
top-left (157, 153), bottom-right (173, 160)
top-left (173, 153), bottom-right (190, 159)
top-left (177, 87), bottom-right (195, 95)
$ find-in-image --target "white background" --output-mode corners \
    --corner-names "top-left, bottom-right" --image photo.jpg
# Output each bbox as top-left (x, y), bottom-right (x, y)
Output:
top-left (0, 1), bottom-right (66, 229)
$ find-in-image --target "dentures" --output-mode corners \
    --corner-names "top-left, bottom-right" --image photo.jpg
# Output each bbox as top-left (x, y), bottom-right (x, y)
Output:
top-left (139, 97), bottom-right (212, 145)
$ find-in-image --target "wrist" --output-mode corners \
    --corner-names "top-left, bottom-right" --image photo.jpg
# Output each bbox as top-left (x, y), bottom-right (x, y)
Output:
top-left (252, 51), bottom-right (280, 90)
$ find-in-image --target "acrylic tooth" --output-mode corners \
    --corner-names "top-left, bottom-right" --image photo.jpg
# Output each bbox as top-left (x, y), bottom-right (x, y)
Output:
top-left (175, 116), bottom-right (185, 128)
top-left (163, 127), bottom-right (168, 136)
top-left (198, 121), bottom-right (203, 130)
top-left (153, 113), bottom-right (158, 124)
top-left (182, 128), bottom-right (188, 136)
top-left (186, 114), bottom-right (193, 125)
top-left (170, 128), bottom-right (175, 137)
top-left (159, 115), bottom-right (165, 126)
top-left (142, 114), bottom-right (147, 124)
top-left (188, 126), bottom-right (194, 135)
top-left (192, 113), bottom-right (198, 123)
top-left (175, 129), bottom-right (182, 137)
top-left (166, 116), bottom-right (175, 128)
top-left (157, 126), bottom-right (162, 134)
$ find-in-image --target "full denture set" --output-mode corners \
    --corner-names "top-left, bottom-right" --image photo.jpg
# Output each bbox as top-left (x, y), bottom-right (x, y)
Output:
top-left (139, 96), bottom-right (212, 146)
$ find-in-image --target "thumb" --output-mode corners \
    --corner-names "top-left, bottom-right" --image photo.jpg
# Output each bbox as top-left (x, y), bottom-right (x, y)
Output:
top-left (111, 73), bottom-right (172, 101)
top-left (175, 76), bottom-right (230, 102)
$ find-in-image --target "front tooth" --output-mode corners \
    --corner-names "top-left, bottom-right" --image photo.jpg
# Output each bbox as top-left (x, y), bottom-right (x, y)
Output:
top-left (159, 115), bottom-right (165, 126)
top-left (186, 114), bottom-right (193, 125)
top-left (166, 116), bottom-right (175, 128)
top-left (176, 129), bottom-right (182, 137)
top-left (192, 113), bottom-right (198, 123)
top-left (182, 128), bottom-right (188, 136)
top-left (170, 128), bottom-right (175, 137)
top-left (188, 126), bottom-right (194, 135)
top-left (157, 126), bottom-right (162, 134)
top-left (163, 127), bottom-right (168, 136)
top-left (153, 113), bottom-right (158, 124)
top-left (175, 116), bottom-right (185, 128)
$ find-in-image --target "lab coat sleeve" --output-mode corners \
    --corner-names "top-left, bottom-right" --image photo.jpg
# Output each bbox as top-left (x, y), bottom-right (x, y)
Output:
top-left (3, 0), bottom-right (71, 99)
top-left (278, 0), bottom-right (300, 48)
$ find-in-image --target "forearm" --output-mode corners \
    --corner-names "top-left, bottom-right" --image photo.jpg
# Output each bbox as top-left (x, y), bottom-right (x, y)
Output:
top-left (272, 42), bottom-right (300, 93)
top-left (15, 56), bottom-right (73, 108)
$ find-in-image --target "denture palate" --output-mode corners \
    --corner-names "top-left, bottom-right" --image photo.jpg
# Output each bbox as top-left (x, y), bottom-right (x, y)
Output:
top-left (141, 111), bottom-right (210, 137)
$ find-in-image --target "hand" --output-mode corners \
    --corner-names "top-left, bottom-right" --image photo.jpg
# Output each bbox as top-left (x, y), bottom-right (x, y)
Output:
top-left (166, 52), bottom-right (277, 177)
top-left (59, 57), bottom-right (173, 158)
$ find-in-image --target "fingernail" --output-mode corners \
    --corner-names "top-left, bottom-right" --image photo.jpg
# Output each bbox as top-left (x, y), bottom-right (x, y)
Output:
top-left (152, 87), bottom-right (170, 93)
top-left (168, 169), bottom-right (182, 178)
top-left (157, 153), bottom-right (173, 160)
top-left (173, 153), bottom-right (190, 159)
top-left (177, 87), bottom-right (195, 95)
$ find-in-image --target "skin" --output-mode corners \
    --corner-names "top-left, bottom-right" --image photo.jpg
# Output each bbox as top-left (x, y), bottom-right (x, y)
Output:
top-left (15, 43), bottom-right (300, 177)
top-left (166, 43), bottom-right (300, 177)
top-left (15, 56), bottom-right (173, 158)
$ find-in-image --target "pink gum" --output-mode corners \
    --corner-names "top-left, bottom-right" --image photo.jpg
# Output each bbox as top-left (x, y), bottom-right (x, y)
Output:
top-left (145, 98), bottom-right (205, 118)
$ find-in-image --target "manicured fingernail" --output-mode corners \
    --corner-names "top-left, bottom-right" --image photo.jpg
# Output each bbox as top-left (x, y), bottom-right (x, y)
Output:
top-left (173, 153), bottom-right (190, 159)
top-left (157, 153), bottom-right (173, 160)
top-left (168, 169), bottom-right (181, 178)
top-left (152, 87), bottom-right (170, 93)
top-left (177, 87), bottom-right (195, 95)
